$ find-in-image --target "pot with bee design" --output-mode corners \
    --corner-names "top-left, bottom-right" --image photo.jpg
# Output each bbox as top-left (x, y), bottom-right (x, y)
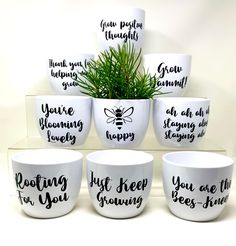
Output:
top-left (92, 98), bottom-right (150, 148)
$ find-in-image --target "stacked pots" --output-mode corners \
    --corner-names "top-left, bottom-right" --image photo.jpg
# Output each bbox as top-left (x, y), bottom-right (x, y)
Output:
top-left (10, 7), bottom-right (234, 222)
top-left (143, 53), bottom-right (211, 148)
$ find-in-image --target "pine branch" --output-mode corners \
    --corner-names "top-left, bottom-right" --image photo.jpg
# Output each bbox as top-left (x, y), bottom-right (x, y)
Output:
top-left (73, 42), bottom-right (165, 99)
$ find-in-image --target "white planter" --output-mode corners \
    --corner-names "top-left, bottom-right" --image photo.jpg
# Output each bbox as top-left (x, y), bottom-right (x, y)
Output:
top-left (35, 95), bottom-right (92, 146)
top-left (97, 8), bottom-right (145, 52)
top-left (162, 151), bottom-right (234, 221)
top-left (93, 98), bottom-right (150, 148)
top-left (153, 97), bottom-right (210, 147)
top-left (143, 54), bottom-right (191, 97)
top-left (86, 149), bottom-right (153, 219)
top-left (11, 149), bottom-right (83, 218)
top-left (47, 54), bottom-right (94, 95)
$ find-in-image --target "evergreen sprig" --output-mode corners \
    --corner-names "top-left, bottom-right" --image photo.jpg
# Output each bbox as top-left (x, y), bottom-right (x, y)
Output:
top-left (74, 43), bottom-right (164, 99)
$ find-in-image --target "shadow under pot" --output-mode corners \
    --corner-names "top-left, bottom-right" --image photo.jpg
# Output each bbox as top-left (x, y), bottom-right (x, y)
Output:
top-left (153, 97), bottom-right (210, 147)
top-left (35, 95), bottom-right (92, 146)
top-left (92, 98), bottom-right (150, 148)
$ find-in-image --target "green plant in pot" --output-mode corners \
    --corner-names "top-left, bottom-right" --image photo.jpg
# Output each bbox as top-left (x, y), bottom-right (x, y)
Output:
top-left (74, 43), bottom-right (163, 148)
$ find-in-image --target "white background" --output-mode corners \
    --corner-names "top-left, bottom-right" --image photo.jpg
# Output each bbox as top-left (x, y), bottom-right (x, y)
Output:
top-left (0, 1), bottom-right (236, 245)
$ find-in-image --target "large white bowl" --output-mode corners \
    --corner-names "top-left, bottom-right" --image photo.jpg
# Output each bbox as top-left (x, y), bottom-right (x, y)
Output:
top-left (93, 98), bottom-right (150, 148)
top-left (143, 54), bottom-right (191, 97)
top-left (153, 97), bottom-right (210, 147)
top-left (35, 95), bottom-right (91, 146)
top-left (86, 149), bottom-right (153, 219)
top-left (11, 149), bottom-right (83, 218)
top-left (162, 151), bottom-right (234, 221)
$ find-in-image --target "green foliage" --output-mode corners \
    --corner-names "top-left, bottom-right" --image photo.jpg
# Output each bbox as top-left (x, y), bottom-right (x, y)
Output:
top-left (74, 43), bottom-right (163, 99)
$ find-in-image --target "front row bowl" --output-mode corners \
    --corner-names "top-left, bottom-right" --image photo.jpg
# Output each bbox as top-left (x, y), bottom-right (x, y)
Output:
top-left (162, 151), bottom-right (234, 221)
top-left (86, 149), bottom-right (153, 219)
top-left (11, 149), bottom-right (83, 218)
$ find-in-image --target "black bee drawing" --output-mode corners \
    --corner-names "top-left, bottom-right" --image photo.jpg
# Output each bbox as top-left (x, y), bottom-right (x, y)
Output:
top-left (104, 106), bottom-right (134, 130)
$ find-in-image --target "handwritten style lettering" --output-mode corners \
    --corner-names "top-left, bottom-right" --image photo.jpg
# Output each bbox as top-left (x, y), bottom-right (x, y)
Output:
top-left (39, 103), bottom-right (84, 145)
top-left (172, 176), bottom-right (195, 192)
top-left (15, 172), bottom-right (70, 209)
top-left (89, 171), bottom-right (148, 210)
top-left (41, 103), bottom-right (74, 118)
top-left (39, 192), bottom-right (69, 209)
top-left (97, 193), bottom-right (143, 209)
top-left (89, 171), bottom-right (112, 192)
top-left (170, 176), bottom-right (232, 210)
top-left (100, 19), bottom-right (142, 42)
top-left (116, 178), bottom-right (148, 193)
top-left (157, 62), bottom-right (182, 78)
top-left (15, 173), bottom-right (68, 192)
top-left (17, 190), bottom-right (34, 206)
top-left (106, 130), bottom-right (135, 142)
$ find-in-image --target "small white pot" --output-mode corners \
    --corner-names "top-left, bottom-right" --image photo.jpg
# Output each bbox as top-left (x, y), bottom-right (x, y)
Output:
top-left (35, 95), bottom-right (92, 146)
top-left (143, 54), bottom-right (191, 97)
top-left (47, 54), bottom-right (94, 95)
top-left (93, 98), bottom-right (150, 148)
top-left (153, 97), bottom-right (210, 147)
top-left (162, 151), bottom-right (234, 221)
top-left (86, 149), bottom-right (153, 219)
top-left (11, 149), bottom-right (83, 218)
top-left (97, 8), bottom-right (145, 51)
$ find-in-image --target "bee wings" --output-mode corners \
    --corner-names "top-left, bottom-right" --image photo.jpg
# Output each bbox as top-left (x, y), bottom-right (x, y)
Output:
top-left (122, 107), bottom-right (134, 123)
top-left (104, 108), bottom-right (116, 124)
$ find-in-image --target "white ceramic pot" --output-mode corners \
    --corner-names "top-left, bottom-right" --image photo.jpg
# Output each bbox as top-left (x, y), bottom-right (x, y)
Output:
top-left (162, 151), bottom-right (234, 221)
top-left (86, 149), bottom-right (153, 219)
top-left (47, 54), bottom-right (94, 95)
top-left (143, 54), bottom-right (191, 97)
top-left (35, 95), bottom-right (91, 146)
top-left (153, 97), bottom-right (210, 147)
top-left (97, 8), bottom-right (145, 51)
top-left (11, 149), bottom-right (83, 218)
top-left (93, 98), bottom-right (150, 148)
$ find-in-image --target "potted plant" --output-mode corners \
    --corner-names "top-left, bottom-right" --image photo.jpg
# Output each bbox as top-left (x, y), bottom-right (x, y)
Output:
top-left (74, 43), bottom-right (163, 148)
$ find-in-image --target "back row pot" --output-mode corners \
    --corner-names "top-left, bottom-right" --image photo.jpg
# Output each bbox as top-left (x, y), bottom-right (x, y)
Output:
top-left (47, 53), bottom-right (192, 98)
top-left (35, 96), bottom-right (210, 148)
top-left (96, 7), bottom-right (145, 52)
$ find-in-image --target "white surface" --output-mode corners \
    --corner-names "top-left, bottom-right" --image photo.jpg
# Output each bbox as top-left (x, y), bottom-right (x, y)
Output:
top-left (1, 153), bottom-right (236, 246)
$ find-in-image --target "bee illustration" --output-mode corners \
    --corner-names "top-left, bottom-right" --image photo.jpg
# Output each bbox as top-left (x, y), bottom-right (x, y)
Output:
top-left (104, 106), bottom-right (134, 130)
